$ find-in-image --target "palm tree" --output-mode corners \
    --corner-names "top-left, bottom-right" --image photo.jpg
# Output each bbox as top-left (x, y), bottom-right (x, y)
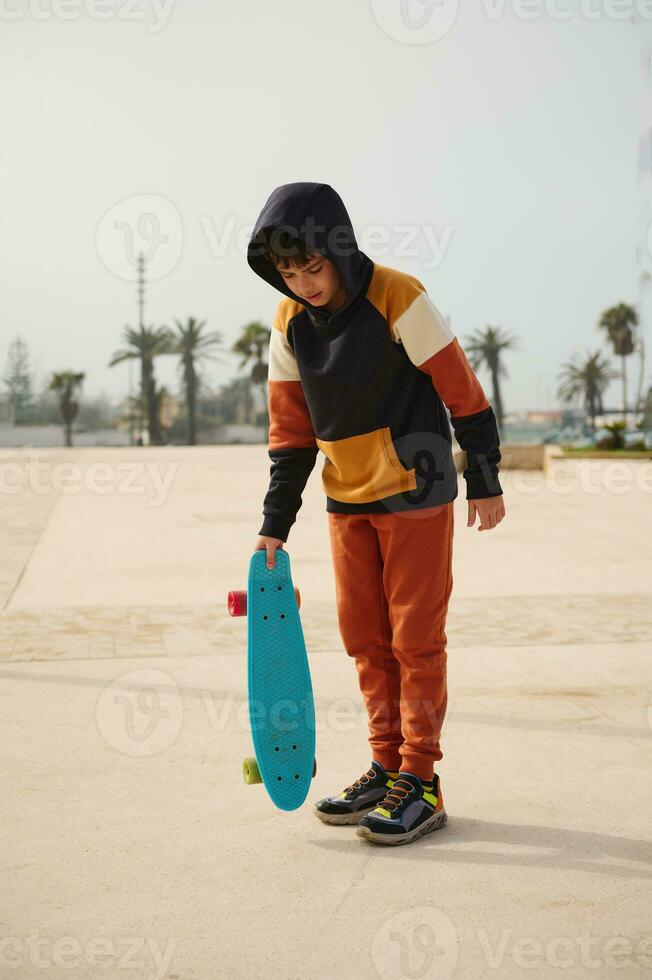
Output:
top-left (109, 325), bottom-right (175, 445)
top-left (634, 334), bottom-right (646, 421)
top-left (597, 303), bottom-right (638, 427)
top-left (166, 317), bottom-right (224, 445)
top-left (557, 351), bottom-right (618, 434)
top-left (463, 326), bottom-right (518, 428)
top-left (599, 420), bottom-right (627, 450)
top-left (231, 321), bottom-right (271, 427)
top-left (49, 371), bottom-right (85, 447)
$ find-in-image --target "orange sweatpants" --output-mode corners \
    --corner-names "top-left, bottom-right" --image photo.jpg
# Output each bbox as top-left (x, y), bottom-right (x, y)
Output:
top-left (327, 501), bottom-right (454, 781)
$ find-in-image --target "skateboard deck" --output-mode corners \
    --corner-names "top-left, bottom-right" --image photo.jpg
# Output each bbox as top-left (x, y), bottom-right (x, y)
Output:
top-left (237, 549), bottom-right (316, 811)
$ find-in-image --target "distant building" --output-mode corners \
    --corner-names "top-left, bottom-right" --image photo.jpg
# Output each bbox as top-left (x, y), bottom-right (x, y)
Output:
top-left (526, 410), bottom-right (562, 425)
top-left (160, 393), bottom-right (180, 430)
top-left (560, 407), bottom-right (587, 427)
top-left (0, 424), bottom-right (130, 448)
top-left (214, 424), bottom-right (266, 444)
top-left (503, 410), bottom-right (562, 426)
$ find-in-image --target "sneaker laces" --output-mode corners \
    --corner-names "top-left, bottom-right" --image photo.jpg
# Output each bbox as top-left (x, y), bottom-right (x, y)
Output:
top-left (378, 777), bottom-right (417, 812)
top-left (342, 765), bottom-right (377, 796)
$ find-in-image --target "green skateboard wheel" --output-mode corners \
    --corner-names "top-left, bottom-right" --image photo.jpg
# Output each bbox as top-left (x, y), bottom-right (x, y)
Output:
top-left (243, 757), bottom-right (262, 785)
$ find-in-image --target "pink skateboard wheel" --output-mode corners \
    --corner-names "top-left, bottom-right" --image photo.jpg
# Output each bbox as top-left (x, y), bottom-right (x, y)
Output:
top-left (227, 590), bottom-right (247, 617)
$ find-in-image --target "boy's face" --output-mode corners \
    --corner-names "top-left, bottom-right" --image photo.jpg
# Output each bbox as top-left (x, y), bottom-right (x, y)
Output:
top-left (276, 253), bottom-right (346, 312)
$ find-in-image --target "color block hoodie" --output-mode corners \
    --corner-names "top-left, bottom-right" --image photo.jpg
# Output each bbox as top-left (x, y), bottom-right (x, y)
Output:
top-left (247, 182), bottom-right (503, 542)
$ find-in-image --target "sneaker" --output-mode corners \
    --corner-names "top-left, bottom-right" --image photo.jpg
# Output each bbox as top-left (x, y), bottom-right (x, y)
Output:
top-left (313, 761), bottom-right (400, 825)
top-left (356, 772), bottom-right (447, 845)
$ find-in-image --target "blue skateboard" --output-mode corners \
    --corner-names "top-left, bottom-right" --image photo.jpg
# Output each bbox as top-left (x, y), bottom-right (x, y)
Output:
top-left (227, 549), bottom-right (316, 811)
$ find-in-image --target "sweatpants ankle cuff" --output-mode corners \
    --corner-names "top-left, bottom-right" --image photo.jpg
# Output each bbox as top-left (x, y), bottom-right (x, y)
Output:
top-left (372, 752), bottom-right (402, 773)
top-left (400, 758), bottom-right (436, 782)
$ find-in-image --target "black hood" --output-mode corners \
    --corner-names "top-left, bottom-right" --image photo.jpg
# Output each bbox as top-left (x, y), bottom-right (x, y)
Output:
top-left (247, 182), bottom-right (374, 325)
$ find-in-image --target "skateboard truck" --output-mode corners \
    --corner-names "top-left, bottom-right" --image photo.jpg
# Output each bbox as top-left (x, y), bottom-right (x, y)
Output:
top-left (242, 755), bottom-right (317, 785)
top-left (227, 586), bottom-right (301, 617)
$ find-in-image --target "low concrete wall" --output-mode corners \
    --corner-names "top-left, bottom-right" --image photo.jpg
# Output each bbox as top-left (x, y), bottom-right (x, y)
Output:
top-left (0, 425), bottom-right (130, 448)
top-left (453, 443), bottom-right (562, 475)
top-left (213, 424), bottom-right (266, 444)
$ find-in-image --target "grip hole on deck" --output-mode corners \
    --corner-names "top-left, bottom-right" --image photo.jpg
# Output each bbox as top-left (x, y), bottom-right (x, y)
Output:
top-left (277, 776), bottom-right (282, 781)
top-left (274, 747), bottom-right (279, 752)
top-left (294, 774), bottom-right (299, 779)
top-left (280, 614), bottom-right (285, 619)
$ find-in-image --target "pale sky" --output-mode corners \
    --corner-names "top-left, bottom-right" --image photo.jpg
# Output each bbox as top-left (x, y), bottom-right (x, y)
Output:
top-left (0, 1), bottom-right (645, 413)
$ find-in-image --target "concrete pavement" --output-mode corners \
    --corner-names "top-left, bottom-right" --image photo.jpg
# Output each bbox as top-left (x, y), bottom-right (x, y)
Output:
top-left (1, 446), bottom-right (651, 980)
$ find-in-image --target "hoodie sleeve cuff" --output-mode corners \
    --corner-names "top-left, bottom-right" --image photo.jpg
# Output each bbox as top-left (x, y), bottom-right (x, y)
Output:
top-left (464, 470), bottom-right (503, 500)
top-left (258, 515), bottom-right (292, 542)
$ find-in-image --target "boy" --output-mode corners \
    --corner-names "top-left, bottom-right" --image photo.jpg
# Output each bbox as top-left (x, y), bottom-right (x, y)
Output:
top-left (247, 182), bottom-right (505, 846)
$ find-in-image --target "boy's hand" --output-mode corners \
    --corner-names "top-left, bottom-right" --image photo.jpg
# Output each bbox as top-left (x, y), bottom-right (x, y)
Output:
top-left (467, 496), bottom-right (505, 531)
top-left (255, 535), bottom-right (285, 569)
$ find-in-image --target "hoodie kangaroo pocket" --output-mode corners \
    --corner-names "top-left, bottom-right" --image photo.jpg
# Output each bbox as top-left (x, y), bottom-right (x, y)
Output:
top-left (317, 427), bottom-right (416, 504)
